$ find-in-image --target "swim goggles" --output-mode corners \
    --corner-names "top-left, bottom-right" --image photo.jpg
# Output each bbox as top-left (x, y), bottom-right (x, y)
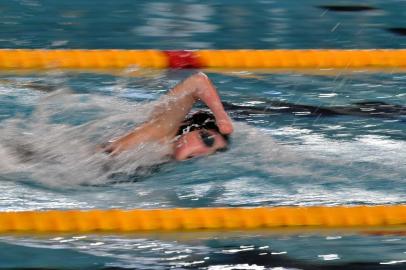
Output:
top-left (199, 130), bottom-right (215, 148)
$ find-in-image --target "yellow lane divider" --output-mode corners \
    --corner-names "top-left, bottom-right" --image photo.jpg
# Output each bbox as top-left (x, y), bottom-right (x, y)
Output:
top-left (0, 49), bottom-right (405, 69)
top-left (0, 205), bottom-right (405, 233)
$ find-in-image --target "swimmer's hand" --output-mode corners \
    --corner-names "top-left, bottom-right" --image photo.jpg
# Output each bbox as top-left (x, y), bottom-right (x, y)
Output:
top-left (217, 117), bottom-right (234, 135)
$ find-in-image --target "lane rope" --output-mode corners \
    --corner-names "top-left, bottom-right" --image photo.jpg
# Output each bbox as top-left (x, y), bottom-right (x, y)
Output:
top-left (1, 205), bottom-right (406, 233)
top-left (0, 49), bottom-right (405, 69)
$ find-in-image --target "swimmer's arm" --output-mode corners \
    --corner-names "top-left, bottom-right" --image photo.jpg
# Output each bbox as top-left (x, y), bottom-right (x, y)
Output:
top-left (104, 72), bottom-right (233, 154)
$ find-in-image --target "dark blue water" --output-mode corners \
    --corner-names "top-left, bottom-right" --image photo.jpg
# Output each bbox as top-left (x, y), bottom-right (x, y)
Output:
top-left (0, 0), bottom-right (405, 49)
top-left (0, 0), bottom-right (406, 269)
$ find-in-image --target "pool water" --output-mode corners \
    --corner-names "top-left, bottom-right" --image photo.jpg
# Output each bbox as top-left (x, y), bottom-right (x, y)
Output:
top-left (0, 0), bottom-right (406, 269)
top-left (1, 70), bottom-right (405, 269)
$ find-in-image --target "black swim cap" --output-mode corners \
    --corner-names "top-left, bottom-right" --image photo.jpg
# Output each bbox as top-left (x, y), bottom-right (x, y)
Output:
top-left (177, 111), bottom-right (230, 143)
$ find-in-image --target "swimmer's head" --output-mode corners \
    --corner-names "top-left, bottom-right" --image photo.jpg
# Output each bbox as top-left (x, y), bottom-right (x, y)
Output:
top-left (174, 111), bottom-right (230, 160)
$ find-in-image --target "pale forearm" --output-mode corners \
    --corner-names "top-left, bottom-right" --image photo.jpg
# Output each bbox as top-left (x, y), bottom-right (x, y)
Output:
top-left (105, 73), bottom-right (201, 154)
top-left (150, 75), bottom-right (199, 135)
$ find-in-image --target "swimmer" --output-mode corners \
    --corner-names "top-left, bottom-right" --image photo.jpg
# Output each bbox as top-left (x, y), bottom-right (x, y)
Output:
top-left (102, 71), bottom-right (405, 161)
top-left (102, 72), bottom-right (234, 160)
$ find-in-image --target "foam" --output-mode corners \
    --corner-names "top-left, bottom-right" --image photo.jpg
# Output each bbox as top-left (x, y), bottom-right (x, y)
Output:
top-left (0, 89), bottom-right (172, 187)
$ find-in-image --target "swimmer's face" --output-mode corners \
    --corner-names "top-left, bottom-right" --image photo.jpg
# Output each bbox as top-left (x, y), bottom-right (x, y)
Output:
top-left (174, 129), bottom-right (228, 161)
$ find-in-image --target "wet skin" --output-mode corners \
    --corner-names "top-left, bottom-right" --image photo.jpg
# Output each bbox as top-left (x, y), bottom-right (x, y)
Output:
top-left (174, 129), bottom-right (228, 161)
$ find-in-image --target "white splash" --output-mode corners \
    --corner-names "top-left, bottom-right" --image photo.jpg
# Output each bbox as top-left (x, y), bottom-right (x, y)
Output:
top-left (0, 89), bottom-right (172, 187)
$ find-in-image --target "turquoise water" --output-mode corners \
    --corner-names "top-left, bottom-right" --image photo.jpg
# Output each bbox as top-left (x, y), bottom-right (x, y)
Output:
top-left (0, 0), bottom-right (406, 269)
top-left (0, 0), bottom-right (405, 49)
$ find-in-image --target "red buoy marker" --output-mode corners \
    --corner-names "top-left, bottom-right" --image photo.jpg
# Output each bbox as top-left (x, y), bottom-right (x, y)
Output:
top-left (164, 50), bottom-right (202, 68)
